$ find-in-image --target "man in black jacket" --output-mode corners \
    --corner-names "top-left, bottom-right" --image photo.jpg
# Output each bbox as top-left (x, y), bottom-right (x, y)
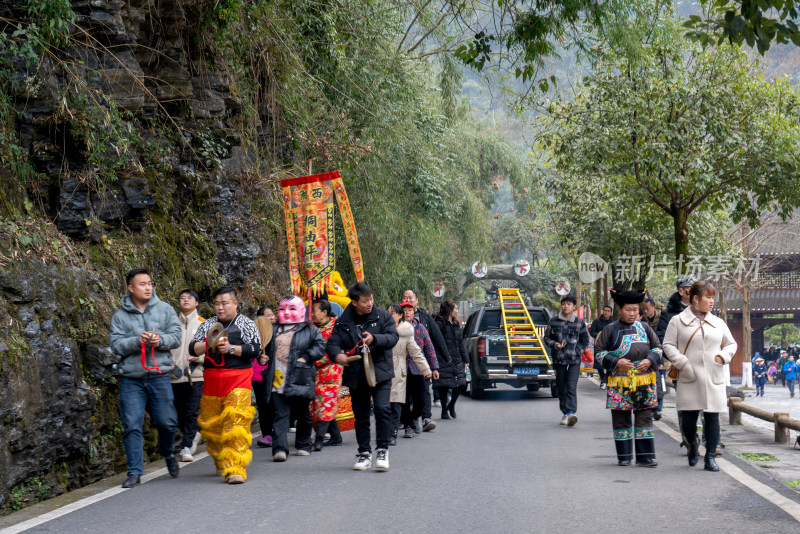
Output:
top-left (401, 289), bottom-right (450, 432)
top-left (328, 283), bottom-right (399, 471)
top-left (655, 275), bottom-right (694, 342)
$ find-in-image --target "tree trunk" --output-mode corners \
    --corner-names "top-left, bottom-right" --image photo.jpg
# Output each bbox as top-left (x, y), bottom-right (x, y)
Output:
top-left (595, 278), bottom-right (601, 319)
top-left (717, 276), bottom-right (728, 323)
top-left (673, 208), bottom-right (689, 272)
top-left (742, 284), bottom-right (752, 387)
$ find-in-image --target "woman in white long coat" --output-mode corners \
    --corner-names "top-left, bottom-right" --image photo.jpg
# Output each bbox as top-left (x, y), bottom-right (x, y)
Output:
top-left (387, 304), bottom-right (431, 445)
top-left (663, 280), bottom-right (737, 472)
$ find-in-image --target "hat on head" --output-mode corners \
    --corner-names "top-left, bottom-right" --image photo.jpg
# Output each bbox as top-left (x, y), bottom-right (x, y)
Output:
top-left (609, 288), bottom-right (646, 306)
top-left (676, 275), bottom-right (695, 289)
top-left (755, 357), bottom-right (765, 363)
top-left (400, 302), bottom-right (414, 308)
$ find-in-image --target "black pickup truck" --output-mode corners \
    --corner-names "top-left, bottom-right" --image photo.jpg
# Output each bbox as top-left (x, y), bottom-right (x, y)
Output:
top-left (463, 305), bottom-right (555, 398)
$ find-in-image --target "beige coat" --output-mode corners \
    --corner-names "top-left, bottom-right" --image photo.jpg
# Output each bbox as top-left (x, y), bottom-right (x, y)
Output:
top-left (170, 309), bottom-right (205, 383)
top-left (390, 321), bottom-right (430, 403)
top-left (662, 306), bottom-right (737, 413)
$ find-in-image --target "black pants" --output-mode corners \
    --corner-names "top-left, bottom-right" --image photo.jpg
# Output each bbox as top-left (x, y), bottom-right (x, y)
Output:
top-left (421, 377), bottom-right (432, 420)
top-left (390, 402), bottom-right (403, 432)
top-left (252, 379), bottom-right (273, 439)
top-left (351, 377), bottom-right (392, 453)
top-left (611, 409), bottom-right (655, 461)
top-left (594, 357), bottom-right (606, 382)
top-left (171, 381), bottom-right (204, 449)
top-left (271, 392), bottom-right (312, 454)
top-left (554, 363), bottom-right (580, 415)
top-left (437, 387), bottom-right (460, 412)
top-left (681, 410), bottom-right (720, 454)
top-left (656, 370), bottom-right (665, 410)
top-left (401, 374), bottom-right (426, 428)
top-left (315, 419), bottom-right (341, 440)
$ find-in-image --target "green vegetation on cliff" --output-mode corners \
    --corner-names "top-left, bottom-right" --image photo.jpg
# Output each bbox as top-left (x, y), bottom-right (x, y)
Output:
top-left (0, 0), bottom-right (526, 512)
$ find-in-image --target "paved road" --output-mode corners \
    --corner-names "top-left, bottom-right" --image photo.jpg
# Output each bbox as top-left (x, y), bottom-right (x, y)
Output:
top-left (7, 380), bottom-right (800, 533)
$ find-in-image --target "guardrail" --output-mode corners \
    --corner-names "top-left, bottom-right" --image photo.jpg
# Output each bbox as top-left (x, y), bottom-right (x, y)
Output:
top-left (728, 397), bottom-right (800, 444)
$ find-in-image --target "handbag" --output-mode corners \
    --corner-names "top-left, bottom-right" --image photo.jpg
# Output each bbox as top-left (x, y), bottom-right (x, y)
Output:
top-left (284, 360), bottom-right (317, 400)
top-left (667, 320), bottom-right (705, 382)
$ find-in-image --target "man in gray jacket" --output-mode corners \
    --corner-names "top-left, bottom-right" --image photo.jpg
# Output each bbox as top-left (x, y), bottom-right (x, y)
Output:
top-left (110, 269), bottom-right (182, 489)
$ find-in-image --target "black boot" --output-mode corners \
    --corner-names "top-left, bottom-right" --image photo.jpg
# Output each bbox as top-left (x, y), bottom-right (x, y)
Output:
top-left (314, 435), bottom-right (324, 451)
top-left (634, 436), bottom-right (658, 467)
top-left (704, 449), bottom-right (719, 471)
top-left (323, 421), bottom-right (342, 446)
top-left (687, 437), bottom-right (700, 467)
top-left (448, 388), bottom-right (460, 419)
top-left (615, 438), bottom-right (633, 466)
top-left (441, 409), bottom-right (451, 420)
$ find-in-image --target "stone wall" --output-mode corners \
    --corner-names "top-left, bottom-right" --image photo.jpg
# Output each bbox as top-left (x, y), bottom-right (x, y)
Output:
top-left (0, 0), bottom-right (289, 512)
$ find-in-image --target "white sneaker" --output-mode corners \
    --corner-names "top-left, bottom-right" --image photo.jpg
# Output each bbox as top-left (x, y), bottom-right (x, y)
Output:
top-left (567, 414), bottom-right (578, 427)
top-left (375, 449), bottom-right (389, 471)
top-left (560, 415), bottom-right (568, 425)
top-left (433, 401), bottom-right (442, 407)
top-left (289, 427), bottom-right (296, 433)
top-left (273, 451), bottom-right (287, 462)
top-left (353, 452), bottom-right (372, 470)
top-left (295, 449), bottom-right (311, 456)
top-left (190, 433), bottom-right (202, 455)
top-left (179, 447), bottom-right (193, 462)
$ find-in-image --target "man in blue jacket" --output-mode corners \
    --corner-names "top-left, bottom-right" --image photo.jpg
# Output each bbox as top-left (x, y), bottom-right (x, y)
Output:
top-left (110, 269), bottom-right (182, 489)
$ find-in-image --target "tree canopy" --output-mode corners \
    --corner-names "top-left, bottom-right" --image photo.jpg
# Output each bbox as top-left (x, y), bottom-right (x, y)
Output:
top-left (685, 0), bottom-right (800, 54)
top-left (538, 26), bottom-right (800, 269)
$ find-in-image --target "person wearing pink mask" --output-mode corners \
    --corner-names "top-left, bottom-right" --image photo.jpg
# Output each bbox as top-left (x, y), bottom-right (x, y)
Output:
top-left (262, 295), bottom-right (326, 461)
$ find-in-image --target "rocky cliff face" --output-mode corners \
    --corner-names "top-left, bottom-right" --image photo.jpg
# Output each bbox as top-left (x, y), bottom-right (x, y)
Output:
top-left (0, 0), bottom-right (288, 512)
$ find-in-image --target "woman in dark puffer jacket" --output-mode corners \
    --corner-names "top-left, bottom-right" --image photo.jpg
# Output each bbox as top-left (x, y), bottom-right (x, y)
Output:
top-left (434, 300), bottom-right (469, 419)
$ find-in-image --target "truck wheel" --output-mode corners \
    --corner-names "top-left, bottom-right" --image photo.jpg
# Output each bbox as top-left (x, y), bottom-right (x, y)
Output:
top-left (526, 384), bottom-right (540, 392)
top-left (550, 383), bottom-right (558, 398)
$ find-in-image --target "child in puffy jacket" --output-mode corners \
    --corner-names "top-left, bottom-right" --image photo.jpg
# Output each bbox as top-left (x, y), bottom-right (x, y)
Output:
top-left (753, 357), bottom-right (767, 397)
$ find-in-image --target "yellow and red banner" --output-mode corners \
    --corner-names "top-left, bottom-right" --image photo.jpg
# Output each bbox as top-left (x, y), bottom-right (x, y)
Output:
top-left (281, 170), bottom-right (364, 296)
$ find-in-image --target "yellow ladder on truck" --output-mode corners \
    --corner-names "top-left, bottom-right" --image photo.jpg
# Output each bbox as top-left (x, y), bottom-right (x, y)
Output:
top-left (498, 288), bottom-right (550, 366)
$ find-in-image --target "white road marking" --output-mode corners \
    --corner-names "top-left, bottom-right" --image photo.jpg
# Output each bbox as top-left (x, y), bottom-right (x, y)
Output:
top-left (0, 447), bottom-right (214, 533)
top-left (655, 421), bottom-right (800, 523)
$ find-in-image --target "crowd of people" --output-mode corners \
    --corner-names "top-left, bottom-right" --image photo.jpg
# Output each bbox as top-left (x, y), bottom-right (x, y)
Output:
top-left (544, 275), bottom-right (737, 472)
top-left (110, 265), bottom-right (772, 485)
top-left (753, 345), bottom-right (800, 398)
top-left (109, 270), bottom-right (469, 487)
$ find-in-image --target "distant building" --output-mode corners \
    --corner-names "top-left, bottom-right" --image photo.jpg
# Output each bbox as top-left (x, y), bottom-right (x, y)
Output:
top-left (716, 214), bottom-right (800, 380)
